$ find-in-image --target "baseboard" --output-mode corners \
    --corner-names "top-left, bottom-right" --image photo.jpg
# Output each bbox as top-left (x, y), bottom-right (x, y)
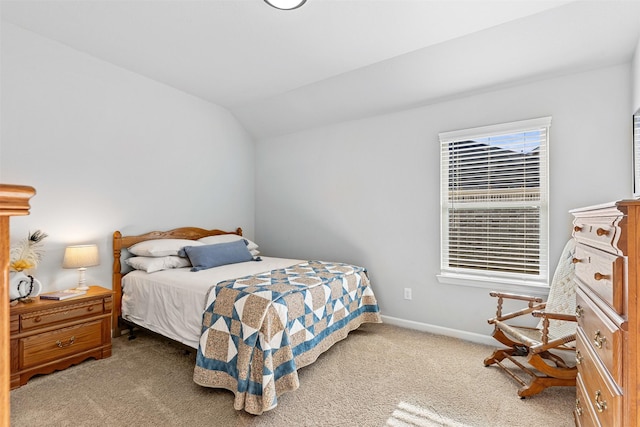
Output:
top-left (380, 315), bottom-right (496, 347)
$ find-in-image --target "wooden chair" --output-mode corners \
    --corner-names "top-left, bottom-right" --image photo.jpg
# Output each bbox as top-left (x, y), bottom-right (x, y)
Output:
top-left (484, 239), bottom-right (578, 398)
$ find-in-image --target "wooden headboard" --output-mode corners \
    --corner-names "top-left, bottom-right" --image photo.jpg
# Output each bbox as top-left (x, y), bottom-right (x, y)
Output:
top-left (111, 226), bottom-right (242, 337)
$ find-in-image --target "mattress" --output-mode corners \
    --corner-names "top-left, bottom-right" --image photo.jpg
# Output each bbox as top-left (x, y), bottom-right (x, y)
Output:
top-left (121, 256), bottom-right (303, 348)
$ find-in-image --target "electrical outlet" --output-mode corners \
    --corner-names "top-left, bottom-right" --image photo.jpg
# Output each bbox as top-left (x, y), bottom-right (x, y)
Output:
top-left (404, 288), bottom-right (412, 300)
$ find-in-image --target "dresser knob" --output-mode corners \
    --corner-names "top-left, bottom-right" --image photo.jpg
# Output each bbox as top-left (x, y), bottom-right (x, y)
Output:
top-left (572, 258), bottom-right (581, 264)
top-left (593, 330), bottom-right (607, 349)
top-left (574, 225), bottom-right (583, 232)
top-left (575, 305), bottom-right (584, 318)
top-left (576, 351), bottom-right (583, 365)
top-left (34, 316), bottom-right (41, 323)
top-left (594, 390), bottom-right (607, 413)
top-left (594, 272), bottom-right (608, 281)
top-left (596, 227), bottom-right (609, 236)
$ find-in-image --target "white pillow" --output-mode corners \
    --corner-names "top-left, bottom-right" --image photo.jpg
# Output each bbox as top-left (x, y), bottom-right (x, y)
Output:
top-left (128, 239), bottom-right (204, 257)
top-left (125, 256), bottom-right (191, 273)
top-left (197, 235), bottom-right (258, 251)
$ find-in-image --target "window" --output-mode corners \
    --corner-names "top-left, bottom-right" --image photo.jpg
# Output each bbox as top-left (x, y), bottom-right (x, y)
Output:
top-left (439, 117), bottom-right (550, 287)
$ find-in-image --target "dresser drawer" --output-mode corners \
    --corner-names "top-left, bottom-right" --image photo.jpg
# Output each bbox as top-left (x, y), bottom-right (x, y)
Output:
top-left (575, 373), bottom-right (600, 427)
top-left (574, 244), bottom-right (624, 314)
top-left (20, 320), bottom-right (103, 369)
top-left (576, 288), bottom-right (622, 386)
top-left (572, 215), bottom-right (622, 254)
top-left (576, 325), bottom-right (622, 388)
top-left (20, 299), bottom-right (105, 332)
top-left (576, 327), bottom-right (623, 427)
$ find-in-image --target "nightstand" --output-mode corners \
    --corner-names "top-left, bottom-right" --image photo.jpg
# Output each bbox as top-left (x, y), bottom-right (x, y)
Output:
top-left (9, 285), bottom-right (113, 389)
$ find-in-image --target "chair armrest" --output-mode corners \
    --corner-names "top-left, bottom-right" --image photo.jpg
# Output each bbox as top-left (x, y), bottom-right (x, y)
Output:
top-left (488, 291), bottom-right (545, 323)
top-left (488, 304), bottom-right (546, 324)
top-left (532, 310), bottom-right (577, 322)
top-left (489, 291), bottom-right (544, 304)
top-left (531, 310), bottom-right (578, 347)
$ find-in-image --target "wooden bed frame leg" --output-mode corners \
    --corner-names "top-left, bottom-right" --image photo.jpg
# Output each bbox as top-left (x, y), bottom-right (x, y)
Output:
top-left (112, 322), bottom-right (123, 338)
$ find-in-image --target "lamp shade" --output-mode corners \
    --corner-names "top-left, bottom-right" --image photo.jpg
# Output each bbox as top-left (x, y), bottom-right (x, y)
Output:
top-left (264, 0), bottom-right (307, 10)
top-left (62, 244), bottom-right (100, 269)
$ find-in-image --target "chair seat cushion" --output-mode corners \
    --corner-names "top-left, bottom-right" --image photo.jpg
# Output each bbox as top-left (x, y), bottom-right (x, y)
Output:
top-left (497, 321), bottom-right (576, 350)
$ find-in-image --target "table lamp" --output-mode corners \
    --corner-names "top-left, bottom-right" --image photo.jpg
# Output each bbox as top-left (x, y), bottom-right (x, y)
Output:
top-left (63, 244), bottom-right (100, 290)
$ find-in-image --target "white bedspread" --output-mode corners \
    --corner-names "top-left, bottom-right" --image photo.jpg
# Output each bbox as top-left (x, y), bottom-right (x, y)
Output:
top-left (121, 256), bottom-right (303, 348)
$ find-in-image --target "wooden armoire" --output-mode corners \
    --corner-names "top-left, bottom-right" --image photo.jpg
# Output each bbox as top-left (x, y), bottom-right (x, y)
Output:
top-left (0, 184), bottom-right (36, 427)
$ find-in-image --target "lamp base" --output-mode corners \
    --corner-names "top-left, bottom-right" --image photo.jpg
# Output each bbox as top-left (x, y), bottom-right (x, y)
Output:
top-left (75, 267), bottom-right (89, 291)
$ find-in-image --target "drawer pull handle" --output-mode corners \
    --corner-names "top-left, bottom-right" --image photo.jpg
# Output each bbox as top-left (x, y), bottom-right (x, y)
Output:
top-left (87, 306), bottom-right (94, 312)
top-left (594, 390), bottom-right (607, 413)
top-left (575, 398), bottom-right (583, 416)
top-left (594, 272), bottom-right (608, 281)
top-left (572, 257), bottom-right (581, 264)
top-left (576, 351), bottom-right (583, 365)
top-left (575, 305), bottom-right (584, 318)
top-left (596, 227), bottom-right (609, 236)
top-left (56, 336), bottom-right (75, 348)
top-left (574, 225), bottom-right (583, 232)
top-left (34, 316), bottom-right (42, 323)
top-left (593, 330), bottom-right (607, 349)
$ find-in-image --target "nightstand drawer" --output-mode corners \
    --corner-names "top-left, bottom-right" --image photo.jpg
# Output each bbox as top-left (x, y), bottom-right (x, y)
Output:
top-left (20, 299), bottom-right (104, 331)
top-left (574, 244), bottom-right (624, 314)
top-left (20, 320), bottom-right (103, 368)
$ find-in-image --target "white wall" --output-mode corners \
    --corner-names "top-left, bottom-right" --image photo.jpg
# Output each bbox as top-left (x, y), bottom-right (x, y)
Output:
top-left (256, 64), bottom-right (632, 341)
top-left (1, 23), bottom-right (255, 292)
top-left (2, 19), bottom-right (633, 342)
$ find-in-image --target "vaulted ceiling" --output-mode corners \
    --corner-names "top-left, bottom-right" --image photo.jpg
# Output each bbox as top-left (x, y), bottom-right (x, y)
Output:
top-left (2, 0), bottom-right (640, 139)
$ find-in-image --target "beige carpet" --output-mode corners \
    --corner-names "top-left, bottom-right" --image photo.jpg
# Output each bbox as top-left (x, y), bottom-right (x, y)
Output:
top-left (10, 323), bottom-right (575, 426)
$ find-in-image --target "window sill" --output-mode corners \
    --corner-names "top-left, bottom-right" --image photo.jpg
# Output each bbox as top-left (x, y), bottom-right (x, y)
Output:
top-left (436, 273), bottom-right (550, 298)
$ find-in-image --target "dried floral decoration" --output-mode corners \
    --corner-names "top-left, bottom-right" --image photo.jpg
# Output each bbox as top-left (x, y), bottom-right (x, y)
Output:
top-left (10, 230), bottom-right (48, 272)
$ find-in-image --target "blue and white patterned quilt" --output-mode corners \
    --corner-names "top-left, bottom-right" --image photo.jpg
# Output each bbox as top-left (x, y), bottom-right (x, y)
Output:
top-left (193, 260), bottom-right (381, 414)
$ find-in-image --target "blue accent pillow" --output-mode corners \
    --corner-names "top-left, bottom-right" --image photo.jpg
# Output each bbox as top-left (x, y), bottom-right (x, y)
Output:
top-left (181, 240), bottom-right (253, 271)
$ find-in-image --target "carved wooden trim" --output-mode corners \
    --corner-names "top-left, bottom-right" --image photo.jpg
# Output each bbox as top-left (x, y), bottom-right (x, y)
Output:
top-left (0, 185), bottom-right (36, 217)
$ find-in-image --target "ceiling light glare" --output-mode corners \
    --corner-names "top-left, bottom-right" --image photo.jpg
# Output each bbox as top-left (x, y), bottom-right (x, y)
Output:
top-left (264, 0), bottom-right (307, 11)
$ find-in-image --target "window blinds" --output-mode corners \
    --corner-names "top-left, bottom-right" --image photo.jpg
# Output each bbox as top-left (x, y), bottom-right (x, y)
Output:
top-left (440, 117), bottom-right (550, 284)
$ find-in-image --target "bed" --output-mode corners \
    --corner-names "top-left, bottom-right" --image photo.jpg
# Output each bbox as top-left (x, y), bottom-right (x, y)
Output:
top-left (112, 227), bottom-right (381, 414)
